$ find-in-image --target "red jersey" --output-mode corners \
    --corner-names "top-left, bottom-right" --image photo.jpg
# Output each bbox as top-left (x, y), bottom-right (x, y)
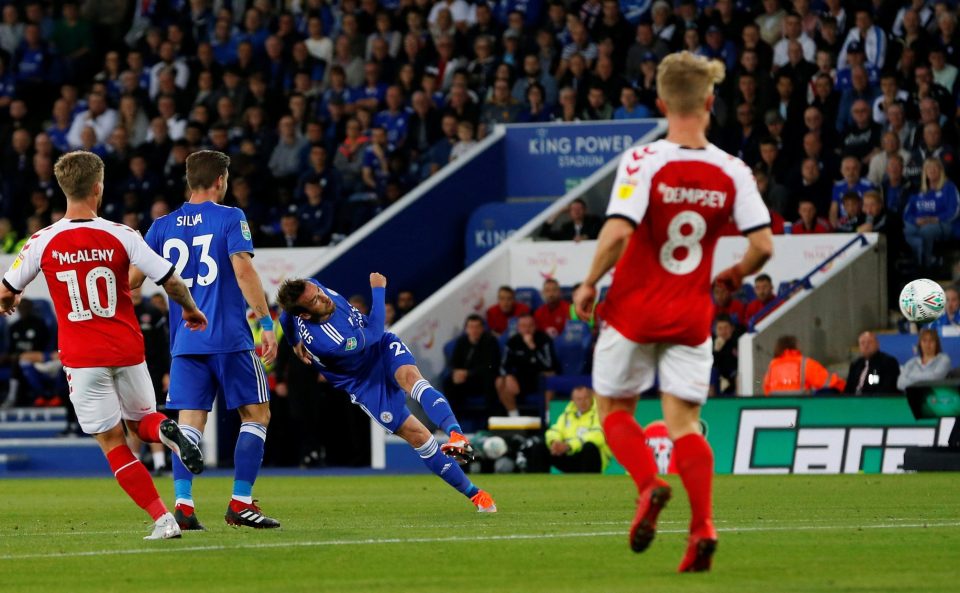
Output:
top-left (534, 300), bottom-right (571, 336)
top-left (744, 295), bottom-right (778, 324)
top-left (486, 302), bottom-right (531, 334)
top-left (602, 140), bottom-right (770, 346)
top-left (3, 218), bottom-right (175, 368)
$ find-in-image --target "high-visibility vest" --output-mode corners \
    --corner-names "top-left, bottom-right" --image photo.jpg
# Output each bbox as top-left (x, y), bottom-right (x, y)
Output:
top-left (762, 349), bottom-right (847, 395)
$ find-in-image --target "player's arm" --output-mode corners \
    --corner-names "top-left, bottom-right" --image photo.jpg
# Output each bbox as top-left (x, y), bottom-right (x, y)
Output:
top-left (715, 164), bottom-right (775, 290)
top-left (129, 265), bottom-right (146, 290)
top-left (362, 272), bottom-right (387, 343)
top-left (230, 252), bottom-right (277, 365)
top-left (161, 274), bottom-right (208, 331)
top-left (573, 217), bottom-right (633, 320)
top-left (0, 238), bottom-right (42, 314)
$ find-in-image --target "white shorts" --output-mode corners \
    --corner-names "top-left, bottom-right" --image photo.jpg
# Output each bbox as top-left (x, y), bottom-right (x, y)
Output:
top-left (592, 324), bottom-right (712, 404)
top-left (64, 362), bottom-right (157, 435)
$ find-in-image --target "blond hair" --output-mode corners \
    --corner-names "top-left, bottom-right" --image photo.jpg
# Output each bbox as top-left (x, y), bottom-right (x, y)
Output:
top-left (921, 157), bottom-right (947, 192)
top-left (656, 51), bottom-right (725, 115)
top-left (54, 151), bottom-right (104, 201)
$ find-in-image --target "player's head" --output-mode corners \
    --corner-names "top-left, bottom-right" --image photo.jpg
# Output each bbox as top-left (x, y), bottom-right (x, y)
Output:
top-left (277, 278), bottom-right (335, 321)
top-left (655, 51), bottom-right (724, 120)
top-left (186, 150), bottom-right (231, 201)
top-left (54, 150), bottom-right (105, 207)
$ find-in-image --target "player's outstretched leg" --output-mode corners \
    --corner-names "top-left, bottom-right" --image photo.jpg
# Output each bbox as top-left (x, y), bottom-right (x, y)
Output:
top-left (407, 376), bottom-right (474, 464)
top-left (599, 397), bottom-right (668, 553)
top-left (226, 412), bottom-right (280, 528)
top-left (134, 412), bottom-right (205, 475)
top-left (171, 423), bottom-right (205, 531)
top-left (399, 416), bottom-right (496, 512)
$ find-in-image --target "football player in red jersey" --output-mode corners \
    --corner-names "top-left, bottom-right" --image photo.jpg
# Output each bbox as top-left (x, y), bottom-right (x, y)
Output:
top-left (574, 52), bottom-right (774, 572)
top-left (0, 151), bottom-right (208, 540)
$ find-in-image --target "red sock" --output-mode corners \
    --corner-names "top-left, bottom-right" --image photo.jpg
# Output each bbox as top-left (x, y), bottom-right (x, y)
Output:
top-left (106, 445), bottom-right (167, 521)
top-left (136, 412), bottom-right (166, 443)
top-left (602, 410), bottom-right (658, 494)
top-left (672, 433), bottom-right (714, 532)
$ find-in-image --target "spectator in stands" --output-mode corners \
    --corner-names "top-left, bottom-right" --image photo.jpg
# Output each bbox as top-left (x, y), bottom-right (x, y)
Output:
top-left (792, 199), bottom-right (831, 235)
top-left (534, 278), bottom-right (570, 338)
top-left (539, 198), bottom-right (602, 241)
top-left (868, 132), bottom-right (911, 187)
top-left (449, 120), bottom-right (478, 162)
top-left (845, 331), bottom-right (901, 395)
top-left (2, 298), bottom-right (55, 407)
top-left (841, 99), bottom-right (883, 168)
top-left (712, 314), bottom-right (738, 396)
top-left (933, 286), bottom-right (960, 335)
top-left (444, 314), bottom-right (500, 413)
top-left (486, 286), bottom-right (531, 336)
top-left (395, 290), bottom-right (417, 320)
top-left (898, 329), bottom-right (952, 391)
top-left (836, 192), bottom-right (866, 233)
top-left (830, 155), bottom-right (875, 228)
top-left (533, 386), bottom-right (608, 473)
top-left (903, 157), bottom-right (960, 270)
top-left (271, 212), bottom-right (311, 248)
top-left (745, 274), bottom-right (777, 326)
top-left (763, 335), bottom-right (846, 395)
top-left (883, 154), bottom-right (915, 215)
top-left (496, 313), bottom-right (560, 417)
top-left (66, 92), bottom-right (117, 149)
top-left (517, 82), bottom-right (552, 123)
top-left (713, 279), bottom-right (747, 329)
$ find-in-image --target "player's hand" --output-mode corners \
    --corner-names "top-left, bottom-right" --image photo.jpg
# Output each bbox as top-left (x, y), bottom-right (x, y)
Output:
top-left (294, 341), bottom-right (313, 366)
top-left (370, 272), bottom-right (387, 288)
top-left (183, 308), bottom-right (208, 331)
top-left (714, 263), bottom-right (745, 292)
top-left (573, 283), bottom-right (597, 321)
top-left (260, 330), bottom-right (278, 366)
top-left (0, 294), bottom-right (21, 316)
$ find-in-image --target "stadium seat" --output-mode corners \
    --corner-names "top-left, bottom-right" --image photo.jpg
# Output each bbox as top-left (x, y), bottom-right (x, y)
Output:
top-left (515, 287), bottom-right (542, 311)
top-left (554, 320), bottom-right (593, 375)
top-left (499, 317), bottom-right (520, 348)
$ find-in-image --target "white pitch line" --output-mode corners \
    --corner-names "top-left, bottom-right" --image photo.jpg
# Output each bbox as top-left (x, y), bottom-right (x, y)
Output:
top-left (1, 521), bottom-right (958, 561)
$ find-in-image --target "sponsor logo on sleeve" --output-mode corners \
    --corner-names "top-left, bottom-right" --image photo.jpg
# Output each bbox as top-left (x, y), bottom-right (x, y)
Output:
top-left (11, 253), bottom-right (23, 270)
top-left (240, 221), bottom-right (252, 240)
top-left (345, 337), bottom-right (358, 351)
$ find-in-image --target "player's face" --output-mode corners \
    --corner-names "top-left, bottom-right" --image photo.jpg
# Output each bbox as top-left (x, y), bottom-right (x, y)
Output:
top-left (218, 170), bottom-right (229, 202)
top-left (297, 283), bottom-right (335, 321)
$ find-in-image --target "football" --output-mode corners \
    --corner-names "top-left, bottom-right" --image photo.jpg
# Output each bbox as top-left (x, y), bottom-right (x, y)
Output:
top-left (899, 279), bottom-right (946, 323)
top-left (481, 435), bottom-right (508, 459)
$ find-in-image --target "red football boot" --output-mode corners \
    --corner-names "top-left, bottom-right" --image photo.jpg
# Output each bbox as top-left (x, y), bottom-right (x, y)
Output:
top-left (628, 477), bottom-right (671, 553)
top-left (677, 522), bottom-right (718, 573)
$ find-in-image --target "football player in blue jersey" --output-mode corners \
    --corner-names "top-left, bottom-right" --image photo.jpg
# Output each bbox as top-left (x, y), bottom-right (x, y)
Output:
top-left (131, 151), bottom-right (280, 530)
top-left (276, 273), bottom-right (497, 513)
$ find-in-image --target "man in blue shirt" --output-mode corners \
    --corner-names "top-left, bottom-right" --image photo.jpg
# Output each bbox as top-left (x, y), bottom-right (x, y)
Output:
top-left (830, 155), bottom-right (875, 227)
top-left (374, 86), bottom-right (412, 148)
top-left (277, 274), bottom-right (497, 513)
top-left (132, 150), bottom-right (280, 530)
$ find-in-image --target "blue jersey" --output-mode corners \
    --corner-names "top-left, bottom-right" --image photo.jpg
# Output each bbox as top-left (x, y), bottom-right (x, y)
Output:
top-left (145, 201), bottom-right (255, 356)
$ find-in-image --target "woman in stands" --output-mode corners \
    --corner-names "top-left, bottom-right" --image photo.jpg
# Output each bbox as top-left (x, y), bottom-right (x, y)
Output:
top-left (903, 157), bottom-right (960, 270)
top-left (897, 329), bottom-right (952, 391)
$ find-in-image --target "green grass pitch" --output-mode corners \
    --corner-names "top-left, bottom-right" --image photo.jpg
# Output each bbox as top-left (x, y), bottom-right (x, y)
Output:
top-left (1, 473), bottom-right (958, 593)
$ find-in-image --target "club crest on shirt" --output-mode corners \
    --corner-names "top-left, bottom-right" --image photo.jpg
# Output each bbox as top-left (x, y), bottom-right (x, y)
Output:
top-left (240, 221), bottom-right (251, 240)
top-left (345, 337), bottom-right (357, 351)
top-left (380, 411), bottom-right (393, 424)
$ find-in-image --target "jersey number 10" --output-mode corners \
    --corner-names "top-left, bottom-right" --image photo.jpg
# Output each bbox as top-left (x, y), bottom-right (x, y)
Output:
top-left (163, 234), bottom-right (219, 288)
top-left (56, 267), bottom-right (118, 322)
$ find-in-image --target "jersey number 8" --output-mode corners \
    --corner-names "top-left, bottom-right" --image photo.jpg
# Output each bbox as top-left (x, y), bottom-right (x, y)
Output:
top-left (659, 211), bottom-right (707, 275)
top-left (163, 234), bottom-right (219, 288)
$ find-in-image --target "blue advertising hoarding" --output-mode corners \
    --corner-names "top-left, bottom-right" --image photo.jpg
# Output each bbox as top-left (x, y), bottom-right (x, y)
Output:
top-left (503, 120), bottom-right (663, 198)
top-left (465, 202), bottom-right (552, 265)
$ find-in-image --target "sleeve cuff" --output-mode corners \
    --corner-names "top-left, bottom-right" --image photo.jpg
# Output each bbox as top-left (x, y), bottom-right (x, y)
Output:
top-left (740, 222), bottom-right (771, 236)
top-left (605, 214), bottom-right (637, 228)
top-left (3, 278), bottom-right (22, 295)
top-left (156, 264), bottom-right (176, 286)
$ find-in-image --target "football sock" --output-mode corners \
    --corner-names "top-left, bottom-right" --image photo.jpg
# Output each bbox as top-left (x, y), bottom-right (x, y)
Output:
top-left (107, 444), bottom-right (167, 520)
top-left (602, 410), bottom-right (658, 494)
top-left (410, 379), bottom-right (461, 435)
top-left (172, 425), bottom-right (202, 506)
top-left (415, 436), bottom-right (480, 498)
top-left (152, 450), bottom-right (166, 470)
top-left (233, 422), bottom-right (267, 503)
top-left (135, 412), bottom-right (166, 443)
top-left (672, 433), bottom-right (714, 532)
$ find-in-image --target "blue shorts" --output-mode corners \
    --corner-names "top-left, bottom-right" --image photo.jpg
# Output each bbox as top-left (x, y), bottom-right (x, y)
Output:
top-left (349, 333), bottom-right (415, 433)
top-left (167, 351), bottom-right (270, 411)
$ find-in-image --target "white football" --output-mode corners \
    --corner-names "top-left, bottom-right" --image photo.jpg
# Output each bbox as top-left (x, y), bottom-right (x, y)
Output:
top-left (482, 435), bottom-right (508, 460)
top-left (899, 279), bottom-right (946, 323)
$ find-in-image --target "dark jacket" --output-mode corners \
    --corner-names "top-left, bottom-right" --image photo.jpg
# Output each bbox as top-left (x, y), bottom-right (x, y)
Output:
top-left (539, 215), bottom-right (603, 241)
top-left (844, 351), bottom-right (901, 395)
top-left (449, 332), bottom-right (500, 394)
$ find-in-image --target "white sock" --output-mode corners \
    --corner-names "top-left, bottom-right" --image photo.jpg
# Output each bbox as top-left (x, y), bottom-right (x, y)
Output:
top-left (508, 409), bottom-right (519, 417)
top-left (152, 451), bottom-right (166, 469)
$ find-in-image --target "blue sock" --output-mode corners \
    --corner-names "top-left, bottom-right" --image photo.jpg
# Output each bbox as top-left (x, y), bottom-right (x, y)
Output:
top-left (173, 425), bottom-right (202, 506)
top-left (233, 422), bottom-right (267, 502)
top-left (411, 379), bottom-right (462, 435)
top-left (415, 436), bottom-right (480, 499)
